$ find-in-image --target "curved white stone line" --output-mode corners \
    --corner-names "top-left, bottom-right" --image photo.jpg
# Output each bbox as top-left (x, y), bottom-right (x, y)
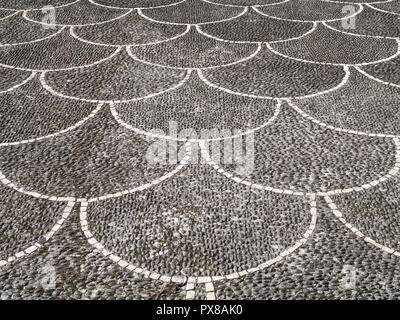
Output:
top-left (89, 0), bottom-right (186, 10)
top-left (137, 6), bottom-right (247, 25)
top-left (0, 26), bottom-right (65, 47)
top-left (0, 202), bottom-right (75, 268)
top-left (321, 0), bottom-right (394, 4)
top-left (287, 99), bottom-right (398, 138)
top-left (111, 93), bottom-right (281, 142)
top-left (196, 22), bottom-right (317, 44)
top-left (0, 142), bottom-right (192, 203)
top-left (40, 67), bottom-right (192, 104)
top-left (322, 21), bottom-right (399, 40)
top-left (26, 0), bottom-right (81, 11)
top-left (0, 11), bottom-right (20, 20)
top-left (126, 39), bottom-right (261, 70)
top-left (267, 37), bottom-right (400, 66)
top-left (201, 0), bottom-right (290, 8)
top-left (0, 103), bottom-right (104, 147)
top-left (253, 3), bottom-right (363, 23)
top-left (22, 8), bottom-right (133, 27)
top-left (0, 46), bottom-right (121, 72)
top-left (325, 196), bottom-right (400, 258)
top-left (0, 71), bottom-right (36, 94)
top-left (79, 190), bottom-right (318, 283)
top-left (366, 2), bottom-right (400, 15)
top-left (354, 65), bottom-right (400, 88)
top-left (198, 63), bottom-right (350, 100)
top-left (200, 134), bottom-right (400, 197)
top-left (71, 24), bottom-right (191, 47)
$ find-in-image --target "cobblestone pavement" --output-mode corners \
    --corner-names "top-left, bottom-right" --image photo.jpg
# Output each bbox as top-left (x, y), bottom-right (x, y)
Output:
top-left (1, 0), bottom-right (400, 300)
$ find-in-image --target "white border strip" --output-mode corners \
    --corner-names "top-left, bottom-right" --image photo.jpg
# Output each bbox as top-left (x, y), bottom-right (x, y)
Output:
top-left (89, 0), bottom-right (186, 10)
top-left (0, 71), bottom-right (36, 94)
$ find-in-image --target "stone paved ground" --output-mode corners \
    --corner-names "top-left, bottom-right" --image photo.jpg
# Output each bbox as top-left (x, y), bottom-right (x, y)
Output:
top-left (0, 0), bottom-right (400, 300)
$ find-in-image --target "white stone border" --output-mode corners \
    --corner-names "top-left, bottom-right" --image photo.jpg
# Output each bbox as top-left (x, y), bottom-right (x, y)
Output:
top-left (137, 5), bottom-right (248, 26)
top-left (198, 61), bottom-right (350, 100)
top-left (111, 90), bottom-right (281, 142)
top-left (202, 0), bottom-right (290, 7)
top-left (0, 11), bottom-right (20, 21)
top-left (0, 103), bottom-right (104, 147)
top-left (287, 99), bottom-right (398, 138)
top-left (0, 201), bottom-right (75, 268)
top-left (366, 2), bottom-right (400, 16)
top-left (355, 65), bottom-right (400, 88)
top-left (0, 41), bottom-right (121, 72)
top-left (79, 179), bottom-right (318, 285)
top-left (199, 129), bottom-right (400, 197)
top-left (321, 0), bottom-right (395, 4)
top-left (0, 26), bottom-right (65, 47)
top-left (126, 35), bottom-right (262, 70)
top-left (71, 23), bottom-right (191, 47)
top-left (0, 70), bottom-right (36, 94)
top-left (22, 7), bottom-right (133, 28)
top-left (267, 31), bottom-right (400, 66)
top-left (40, 67), bottom-right (192, 104)
top-left (252, 2), bottom-right (363, 23)
top-left (325, 195), bottom-right (400, 257)
top-left (0, 0), bottom-right (80, 11)
top-left (88, 0), bottom-right (187, 10)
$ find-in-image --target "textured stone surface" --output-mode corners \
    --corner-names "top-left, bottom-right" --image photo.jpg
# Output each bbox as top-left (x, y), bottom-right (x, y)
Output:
top-left (0, 0), bottom-right (400, 301)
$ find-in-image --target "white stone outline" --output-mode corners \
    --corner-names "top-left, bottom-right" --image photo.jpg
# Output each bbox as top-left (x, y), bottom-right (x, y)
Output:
top-left (325, 195), bottom-right (400, 258)
top-left (267, 30), bottom-right (400, 66)
top-left (22, 7), bottom-right (133, 27)
top-left (252, 2), bottom-right (363, 22)
top-left (110, 90), bottom-right (281, 142)
top-left (355, 65), bottom-right (400, 88)
top-left (137, 5), bottom-right (248, 25)
top-left (0, 0), bottom-right (80, 11)
top-left (40, 67), bottom-right (192, 104)
top-left (79, 180), bottom-right (318, 284)
top-left (321, 0), bottom-right (395, 4)
top-left (0, 71), bottom-right (36, 94)
top-left (0, 11), bottom-right (20, 21)
top-left (70, 23), bottom-right (191, 47)
top-left (199, 123), bottom-right (400, 197)
top-left (322, 20), bottom-right (399, 40)
top-left (126, 33), bottom-right (262, 70)
top-left (0, 201), bottom-right (75, 268)
top-left (0, 44), bottom-right (121, 72)
top-left (366, 2), bottom-right (400, 15)
top-left (0, 103), bottom-right (104, 147)
top-left (88, 0), bottom-right (187, 10)
top-left (0, 25), bottom-right (65, 47)
top-left (198, 62), bottom-right (350, 100)
top-left (288, 99), bottom-right (398, 138)
top-left (202, 0), bottom-right (290, 7)
top-left (196, 19), bottom-right (317, 44)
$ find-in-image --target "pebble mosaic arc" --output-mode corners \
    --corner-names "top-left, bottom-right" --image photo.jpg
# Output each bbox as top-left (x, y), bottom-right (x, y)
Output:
top-left (0, 0), bottom-right (400, 300)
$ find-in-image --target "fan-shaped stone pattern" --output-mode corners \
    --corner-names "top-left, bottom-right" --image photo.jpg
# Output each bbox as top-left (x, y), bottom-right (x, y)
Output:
top-left (0, 75), bottom-right (97, 143)
top-left (216, 106), bottom-right (395, 193)
top-left (0, 108), bottom-right (181, 198)
top-left (0, 67), bottom-right (31, 91)
top-left (202, 46), bottom-right (346, 97)
top-left (74, 10), bottom-right (187, 46)
top-left (116, 72), bottom-right (276, 134)
top-left (361, 56), bottom-right (400, 86)
top-left (270, 24), bottom-right (398, 65)
top-left (332, 176), bottom-right (400, 253)
top-left (209, 0), bottom-right (286, 5)
top-left (0, 184), bottom-right (66, 261)
top-left (129, 27), bottom-right (258, 68)
top-left (0, 0), bottom-right (76, 10)
top-left (214, 203), bottom-right (400, 299)
top-left (45, 49), bottom-right (187, 101)
top-left (86, 166), bottom-right (311, 276)
top-left (200, 8), bottom-right (313, 42)
top-left (141, 0), bottom-right (244, 24)
top-left (328, 6), bottom-right (400, 38)
top-left (256, 0), bottom-right (356, 21)
top-left (0, 13), bottom-right (62, 44)
top-left (295, 69), bottom-right (400, 135)
top-left (370, 1), bottom-right (400, 14)
top-left (0, 29), bottom-right (115, 70)
top-left (25, 0), bottom-right (129, 26)
top-left (95, 0), bottom-right (183, 8)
